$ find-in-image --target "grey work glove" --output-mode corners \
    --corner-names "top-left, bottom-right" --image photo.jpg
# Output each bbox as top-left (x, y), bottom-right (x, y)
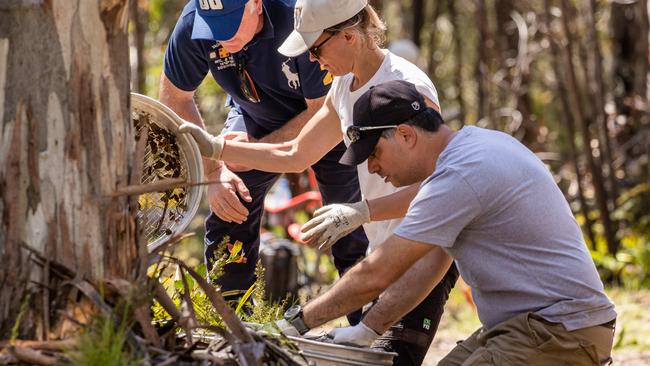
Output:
top-left (300, 200), bottom-right (370, 251)
top-left (244, 319), bottom-right (301, 337)
top-left (178, 122), bottom-right (224, 159)
top-left (328, 321), bottom-right (380, 347)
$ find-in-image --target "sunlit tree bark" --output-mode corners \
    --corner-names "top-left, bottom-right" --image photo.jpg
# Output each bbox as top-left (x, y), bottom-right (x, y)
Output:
top-left (0, 0), bottom-right (139, 339)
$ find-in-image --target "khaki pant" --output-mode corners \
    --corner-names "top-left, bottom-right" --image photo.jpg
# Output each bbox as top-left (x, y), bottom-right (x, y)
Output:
top-left (438, 313), bottom-right (615, 366)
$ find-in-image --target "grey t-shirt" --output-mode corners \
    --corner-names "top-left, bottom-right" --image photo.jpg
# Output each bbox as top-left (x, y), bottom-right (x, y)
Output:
top-left (394, 126), bottom-right (616, 331)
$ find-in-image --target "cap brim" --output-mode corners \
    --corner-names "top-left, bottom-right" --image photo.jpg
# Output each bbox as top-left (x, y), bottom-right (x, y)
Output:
top-left (339, 133), bottom-right (381, 166)
top-left (192, 6), bottom-right (245, 41)
top-left (278, 29), bottom-right (323, 57)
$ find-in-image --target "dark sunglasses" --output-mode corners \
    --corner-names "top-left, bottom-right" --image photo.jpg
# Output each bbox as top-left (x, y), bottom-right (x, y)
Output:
top-left (309, 31), bottom-right (338, 59)
top-left (346, 125), bottom-right (398, 143)
top-left (236, 59), bottom-right (261, 103)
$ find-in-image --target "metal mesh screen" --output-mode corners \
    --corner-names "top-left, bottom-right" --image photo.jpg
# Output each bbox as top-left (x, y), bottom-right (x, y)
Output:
top-left (133, 110), bottom-right (190, 245)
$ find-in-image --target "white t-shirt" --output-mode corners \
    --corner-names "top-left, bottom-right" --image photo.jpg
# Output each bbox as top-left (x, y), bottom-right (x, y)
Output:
top-left (329, 50), bottom-right (440, 251)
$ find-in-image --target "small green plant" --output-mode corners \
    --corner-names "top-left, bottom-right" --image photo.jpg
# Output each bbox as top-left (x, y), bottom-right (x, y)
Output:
top-left (66, 304), bottom-right (141, 366)
top-left (589, 184), bottom-right (650, 288)
top-left (10, 293), bottom-right (30, 342)
top-left (151, 236), bottom-right (289, 329)
top-left (240, 262), bottom-right (288, 324)
top-left (208, 235), bottom-right (247, 283)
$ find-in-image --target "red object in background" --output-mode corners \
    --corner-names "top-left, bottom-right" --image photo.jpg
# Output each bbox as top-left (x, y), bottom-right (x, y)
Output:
top-left (264, 190), bottom-right (321, 214)
top-left (263, 169), bottom-right (322, 242)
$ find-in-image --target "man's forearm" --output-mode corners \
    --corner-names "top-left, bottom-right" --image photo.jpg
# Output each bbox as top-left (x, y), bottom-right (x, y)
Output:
top-left (159, 75), bottom-right (221, 175)
top-left (362, 247), bottom-right (452, 334)
top-left (302, 235), bottom-right (434, 329)
top-left (303, 259), bottom-right (391, 328)
top-left (367, 183), bottom-right (420, 221)
top-left (159, 77), bottom-right (204, 128)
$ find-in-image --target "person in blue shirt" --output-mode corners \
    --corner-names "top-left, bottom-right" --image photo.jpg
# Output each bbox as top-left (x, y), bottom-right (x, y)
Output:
top-left (160, 0), bottom-right (368, 323)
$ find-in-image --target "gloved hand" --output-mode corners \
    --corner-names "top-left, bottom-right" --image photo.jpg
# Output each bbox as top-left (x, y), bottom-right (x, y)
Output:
top-left (243, 319), bottom-right (301, 337)
top-left (300, 200), bottom-right (370, 251)
top-left (328, 321), bottom-right (380, 347)
top-left (178, 122), bottom-right (224, 159)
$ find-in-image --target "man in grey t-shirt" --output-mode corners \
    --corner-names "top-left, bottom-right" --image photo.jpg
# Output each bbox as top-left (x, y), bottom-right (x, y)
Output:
top-left (288, 80), bottom-right (616, 365)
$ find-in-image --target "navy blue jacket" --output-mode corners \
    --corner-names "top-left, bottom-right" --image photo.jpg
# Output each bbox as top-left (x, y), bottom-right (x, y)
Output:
top-left (164, 0), bottom-right (332, 138)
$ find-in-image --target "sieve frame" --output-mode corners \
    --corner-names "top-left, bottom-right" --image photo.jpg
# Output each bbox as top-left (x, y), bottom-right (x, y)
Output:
top-left (131, 92), bottom-right (204, 254)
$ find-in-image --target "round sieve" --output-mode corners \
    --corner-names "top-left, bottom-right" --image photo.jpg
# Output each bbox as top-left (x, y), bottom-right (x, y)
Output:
top-left (131, 93), bottom-right (203, 253)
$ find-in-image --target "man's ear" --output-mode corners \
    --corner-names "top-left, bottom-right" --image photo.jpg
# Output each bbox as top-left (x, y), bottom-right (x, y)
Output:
top-left (254, 0), bottom-right (263, 15)
top-left (396, 124), bottom-right (418, 148)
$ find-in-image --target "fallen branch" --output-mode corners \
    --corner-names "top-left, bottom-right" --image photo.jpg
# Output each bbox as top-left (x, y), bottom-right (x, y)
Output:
top-left (164, 258), bottom-right (263, 366)
top-left (153, 355), bottom-right (179, 366)
top-left (152, 279), bottom-right (183, 322)
top-left (191, 350), bottom-right (227, 365)
top-left (8, 346), bottom-right (57, 366)
top-left (179, 266), bottom-right (199, 346)
top-left (0, 351), bottom-right (17, 364)
top-left (104, 278), bottom-right (161, 348)
top-left (166, 258), bottom-right (253, 344)
top-left (0, 338), bottom-right (75, 351)
top-left (109, 179), bottom-right (230, 197)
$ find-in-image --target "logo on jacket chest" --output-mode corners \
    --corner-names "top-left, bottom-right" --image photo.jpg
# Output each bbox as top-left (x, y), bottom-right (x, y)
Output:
top-left (281, 59), bottom-right (300, 89)
top-left (209, 43), bottom-right (235, 70)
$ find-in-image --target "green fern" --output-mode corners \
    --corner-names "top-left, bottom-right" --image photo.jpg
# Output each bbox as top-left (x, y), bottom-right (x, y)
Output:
top-left (65, 304), bottom-right (140, 366)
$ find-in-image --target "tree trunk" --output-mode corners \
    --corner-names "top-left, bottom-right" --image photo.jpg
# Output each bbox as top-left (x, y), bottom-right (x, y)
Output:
top-left (475, 0), bottom-right (497, 128)
top-left (448, 0), bottom-right (466, 125)
top-left (129, 0), bottom-right (147, 94)
top-left (559, 0), bottom-right (619, 255)
top-left (610, 0), bottom-right (650, 187)
top-left (544, 0), bottom-right (597, 248)
top-left (0, 0), bottom-right (138, 339)
top-left (426, 0), bottom-right (445, 77)
top-left (584, 0), bottom-right (618, 203)
top-left (412, 0), bottom-right (425, 47)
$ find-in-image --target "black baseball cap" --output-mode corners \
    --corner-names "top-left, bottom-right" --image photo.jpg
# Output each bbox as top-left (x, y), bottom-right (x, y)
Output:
top-left (340, 80), bottom-right (431, 166)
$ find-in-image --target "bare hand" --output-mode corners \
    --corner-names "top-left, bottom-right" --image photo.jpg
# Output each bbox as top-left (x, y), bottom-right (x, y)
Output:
top-left (206, 165), bottom-right (252, 224)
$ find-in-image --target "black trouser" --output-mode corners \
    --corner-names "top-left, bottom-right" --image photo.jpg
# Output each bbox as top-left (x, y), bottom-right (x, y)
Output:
top-left (371, 263), bottom-right (459, 366)
top-left (204, 141), bottom-right (369, 325)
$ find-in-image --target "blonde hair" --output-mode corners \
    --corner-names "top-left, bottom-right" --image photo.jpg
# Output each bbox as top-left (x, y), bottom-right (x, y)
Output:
top-left (325, 5), bottom-right (387, 46)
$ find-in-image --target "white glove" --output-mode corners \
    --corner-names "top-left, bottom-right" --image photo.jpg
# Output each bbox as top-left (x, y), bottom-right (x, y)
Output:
top-left (271, 319), bottom-right (301, 337)
top-left (328, 321), bottom-right (380, 347)
top-left (178, 122), bottom-right (224, 159)
top-left (250, 319), bottom-right (301, 337)
top-left (300, 201), bottom-right (370, 251)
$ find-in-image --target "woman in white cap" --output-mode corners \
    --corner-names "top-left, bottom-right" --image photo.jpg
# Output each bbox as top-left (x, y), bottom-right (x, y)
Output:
top-left (180, 0), bottom-right (457, 364)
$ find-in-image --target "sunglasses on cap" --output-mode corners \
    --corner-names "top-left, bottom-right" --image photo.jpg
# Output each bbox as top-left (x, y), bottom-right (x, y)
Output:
top-left (236, 58), bottom-right (261, 103)
top-left (346, 125), bottom-right (398, 143)
top-left (309, 31), bottom-right (338, 59)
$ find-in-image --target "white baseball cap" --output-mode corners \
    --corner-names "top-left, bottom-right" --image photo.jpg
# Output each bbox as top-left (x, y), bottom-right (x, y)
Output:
top-left (278, 0), bottom-right (368, 57)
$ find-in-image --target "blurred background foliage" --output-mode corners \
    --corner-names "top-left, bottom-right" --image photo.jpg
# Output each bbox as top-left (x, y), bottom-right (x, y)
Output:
top-left (128, 0), bottom-right (650, 288)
